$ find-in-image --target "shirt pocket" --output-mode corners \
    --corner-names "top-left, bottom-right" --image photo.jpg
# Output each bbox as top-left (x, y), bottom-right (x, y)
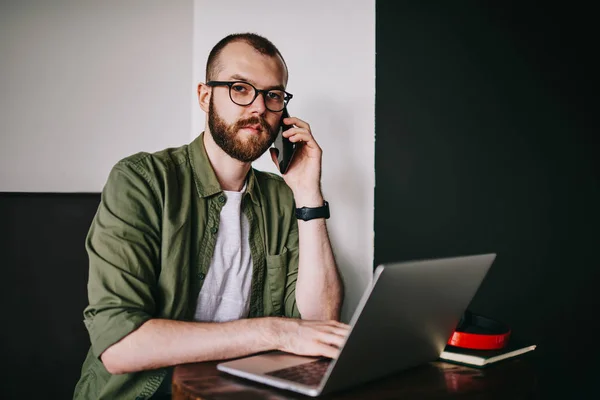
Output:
top-left (265, 247), bottom-right (289, 316)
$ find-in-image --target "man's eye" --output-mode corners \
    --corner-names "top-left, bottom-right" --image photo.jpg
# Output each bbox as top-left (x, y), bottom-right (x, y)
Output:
top-left (267, 91), bottom-right (283, 101)
top-left (232, 85), bottom-right (248, 93)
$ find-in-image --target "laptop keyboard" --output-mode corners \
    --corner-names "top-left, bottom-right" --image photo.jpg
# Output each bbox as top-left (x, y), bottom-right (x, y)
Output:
top-left (266, 359), bottom-right (331, 386)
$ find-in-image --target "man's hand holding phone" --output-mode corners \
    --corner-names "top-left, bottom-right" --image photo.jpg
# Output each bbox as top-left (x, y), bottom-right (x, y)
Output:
top-left (269, 112), bottom-right (324, 207)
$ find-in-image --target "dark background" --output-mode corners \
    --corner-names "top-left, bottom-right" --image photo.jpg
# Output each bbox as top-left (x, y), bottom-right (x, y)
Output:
top-left (0, 193), bottom-right (98, 399)
top-left (375, 0), bottom-right (598, 397)
top-left (1, 1), bottom-right (597, 398)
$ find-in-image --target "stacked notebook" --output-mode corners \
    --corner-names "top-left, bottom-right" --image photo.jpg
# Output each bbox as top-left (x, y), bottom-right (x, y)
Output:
top-left (439, 341), bottom-right (536, 367)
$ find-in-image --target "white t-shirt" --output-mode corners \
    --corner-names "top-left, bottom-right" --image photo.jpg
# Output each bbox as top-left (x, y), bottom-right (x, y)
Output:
top-left (194, 186), bottom-right (253, 322)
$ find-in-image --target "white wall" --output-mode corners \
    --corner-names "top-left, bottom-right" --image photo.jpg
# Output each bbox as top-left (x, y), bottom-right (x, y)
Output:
top-left (0, 0), bottom-right (193, 192)
top-left (0, 0), bottom-right (374, 321)
top-left (193, 0), bottom-right (375, 321)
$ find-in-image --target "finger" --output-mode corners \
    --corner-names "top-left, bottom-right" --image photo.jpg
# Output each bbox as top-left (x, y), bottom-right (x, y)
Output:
top-left (282, 127), bottom-right (310, 139)
top-left (283, 116), bottom-right (310, 132)
top-left (281, 127), bottom-right (317, 147)
top-left (285, 130), bottom-right (320, 151)
top-left (317, 331), bottom-right (348, 349)
top-left (314, 320), bottom-right (351, 331)
top-left (323, 320), bottom-right (351, 329)
top-left (285, 131), bottom-right (312, 143)
top-left (332, 322), bottom-right (351, 332)
top-left (310, 322), bottom-right (350, 337)
top-left (322, 326), bottom-right (351, 339)
top-left (299, 323), bottom-right (347, 344)
top-left (312, 342), bottom-right (341, 359)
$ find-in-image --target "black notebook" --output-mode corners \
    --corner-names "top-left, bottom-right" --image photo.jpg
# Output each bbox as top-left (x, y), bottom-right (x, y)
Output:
top-left (439, 341), bottom-right (536, 367)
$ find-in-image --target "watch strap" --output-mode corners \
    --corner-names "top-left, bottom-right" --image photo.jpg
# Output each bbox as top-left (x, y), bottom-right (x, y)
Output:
top-left (295, 201), bottom-right (330, 221)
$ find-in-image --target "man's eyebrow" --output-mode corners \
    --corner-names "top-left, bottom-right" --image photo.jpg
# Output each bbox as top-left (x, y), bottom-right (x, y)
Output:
top-left (229, 74), bottom-right (285, 91)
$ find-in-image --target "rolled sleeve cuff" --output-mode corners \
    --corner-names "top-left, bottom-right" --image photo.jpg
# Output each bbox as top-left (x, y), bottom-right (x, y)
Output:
top-left (86, 310), bottom-right (152, 358)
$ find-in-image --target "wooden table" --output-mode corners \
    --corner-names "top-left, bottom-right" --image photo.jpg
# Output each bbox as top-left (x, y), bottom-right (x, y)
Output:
top-left (172, 358), bottom-right (538, 399)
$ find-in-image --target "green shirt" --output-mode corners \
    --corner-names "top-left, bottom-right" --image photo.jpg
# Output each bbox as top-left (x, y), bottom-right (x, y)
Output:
top-left (74, 133), bottom-right (301, 400)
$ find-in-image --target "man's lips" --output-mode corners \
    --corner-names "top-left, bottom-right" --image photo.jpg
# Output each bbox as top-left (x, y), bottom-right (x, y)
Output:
top-left (240, 125), bottom-right (262, 132)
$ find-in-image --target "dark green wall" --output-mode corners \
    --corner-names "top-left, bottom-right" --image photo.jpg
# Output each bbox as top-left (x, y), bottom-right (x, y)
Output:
top-left (375, 1), bottom-right (598, 396)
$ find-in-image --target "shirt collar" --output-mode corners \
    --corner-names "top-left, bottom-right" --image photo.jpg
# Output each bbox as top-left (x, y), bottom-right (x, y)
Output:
top-left (188, 132), bottom-right (260, 206)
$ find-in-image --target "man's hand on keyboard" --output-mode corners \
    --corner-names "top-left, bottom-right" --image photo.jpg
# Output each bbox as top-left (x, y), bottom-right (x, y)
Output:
top-left (267, 318), bottom-right (351, 359)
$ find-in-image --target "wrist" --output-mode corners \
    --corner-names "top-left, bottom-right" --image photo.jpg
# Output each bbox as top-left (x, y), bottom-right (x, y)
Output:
top-left (262, 317), bottom-right (285, 351)
top-left (293, 191), bottom-right (324, 208)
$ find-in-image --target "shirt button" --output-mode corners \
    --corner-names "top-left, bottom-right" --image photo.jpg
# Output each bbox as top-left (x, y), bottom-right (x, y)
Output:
top-left (198, 272), bottom-right (205, 280)
top-left (210, 226), bottom-right (218, 234)
top-left (218, 195), bottom-right (226, 204)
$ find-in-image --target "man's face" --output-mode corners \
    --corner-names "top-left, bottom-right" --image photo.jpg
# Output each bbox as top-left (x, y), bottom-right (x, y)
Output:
top-left (207, 42), bottom-right (287, 163)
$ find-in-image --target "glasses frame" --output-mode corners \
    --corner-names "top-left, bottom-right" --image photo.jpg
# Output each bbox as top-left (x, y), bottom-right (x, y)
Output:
top-left (206, 80), bottom-right (293, 112)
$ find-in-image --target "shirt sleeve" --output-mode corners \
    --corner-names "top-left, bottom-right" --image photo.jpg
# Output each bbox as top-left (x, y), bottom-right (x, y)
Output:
top-left (83, 159), bottom-right (162, 358)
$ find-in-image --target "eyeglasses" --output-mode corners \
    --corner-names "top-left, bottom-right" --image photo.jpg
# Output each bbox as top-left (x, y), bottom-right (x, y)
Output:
top-left (206, 80), bottom-right (293, 112)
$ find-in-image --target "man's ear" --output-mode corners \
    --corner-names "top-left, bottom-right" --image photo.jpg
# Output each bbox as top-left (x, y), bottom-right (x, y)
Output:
top-left (198, 83), bottom-right (211, 113)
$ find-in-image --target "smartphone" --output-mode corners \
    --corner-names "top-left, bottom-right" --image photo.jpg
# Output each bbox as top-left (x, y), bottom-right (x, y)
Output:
top-left (273, 108), bottom-right (296, 174)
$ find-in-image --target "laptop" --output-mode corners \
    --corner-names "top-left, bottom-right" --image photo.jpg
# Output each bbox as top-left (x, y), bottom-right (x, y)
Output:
top-left (217, 253), bottom-right (496, 396)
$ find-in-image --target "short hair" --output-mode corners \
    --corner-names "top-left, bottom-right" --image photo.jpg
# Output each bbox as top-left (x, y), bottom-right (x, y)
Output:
top-left (205, 33), bottom-right (288, 82)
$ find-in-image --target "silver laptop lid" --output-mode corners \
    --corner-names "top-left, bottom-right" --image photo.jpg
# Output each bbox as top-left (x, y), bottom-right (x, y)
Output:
top-left (319, 253), bottom-right (496, 394)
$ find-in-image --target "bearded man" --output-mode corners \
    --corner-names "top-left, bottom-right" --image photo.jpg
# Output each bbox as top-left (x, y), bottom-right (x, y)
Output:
top-left (73, 33), bottom-right (347, 400)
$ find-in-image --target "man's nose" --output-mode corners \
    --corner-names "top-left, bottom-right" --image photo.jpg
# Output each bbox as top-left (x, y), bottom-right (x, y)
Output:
top-left (248, 92), bottom-right (267, 114)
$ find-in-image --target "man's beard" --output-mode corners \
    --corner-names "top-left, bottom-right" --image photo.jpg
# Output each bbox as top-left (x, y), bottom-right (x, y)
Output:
top-left (208, 97), bottom-right (278, 163)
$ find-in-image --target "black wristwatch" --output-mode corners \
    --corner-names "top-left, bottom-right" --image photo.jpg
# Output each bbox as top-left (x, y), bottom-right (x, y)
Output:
top-left (295, 201), bottom-right (330, 221)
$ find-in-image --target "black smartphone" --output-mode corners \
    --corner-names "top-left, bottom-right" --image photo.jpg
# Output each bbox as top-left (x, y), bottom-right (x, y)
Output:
top-left (273, 108), bottom-right (296, 174)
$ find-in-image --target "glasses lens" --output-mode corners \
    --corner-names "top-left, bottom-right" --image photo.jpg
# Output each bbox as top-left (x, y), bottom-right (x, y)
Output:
top-left (265, 90), bottom-right (286, 111)
top-left (229, 82), bottom-right (255, 106)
